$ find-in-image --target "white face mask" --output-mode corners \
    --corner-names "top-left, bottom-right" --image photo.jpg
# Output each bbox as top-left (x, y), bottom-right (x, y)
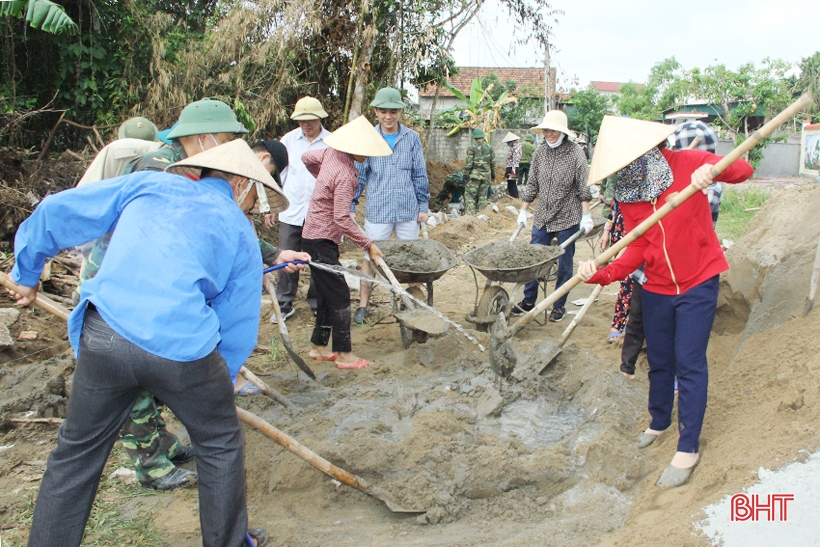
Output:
top-left (547, 134), bottom-right (565, 148)
top-left (199, 133), bottom-right (221, 153)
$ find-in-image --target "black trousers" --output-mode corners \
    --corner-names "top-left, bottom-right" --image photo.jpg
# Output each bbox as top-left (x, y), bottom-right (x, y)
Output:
top-left (620, 282), bottom-right (645, 375)
top-left (302, 238), bottom-right (352, 353)
top-left (504, 167), bottom-right (519, 198)
top-left (27, 308), bottom-right (247, 547)
top-left (277, 222), bottom-right (317, 312)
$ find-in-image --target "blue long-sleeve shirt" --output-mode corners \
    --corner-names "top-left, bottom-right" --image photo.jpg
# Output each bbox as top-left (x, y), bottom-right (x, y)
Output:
top-left (351, 123), bottom-right (429, 223)
top-left (12, 171), bottom-right (262, 381)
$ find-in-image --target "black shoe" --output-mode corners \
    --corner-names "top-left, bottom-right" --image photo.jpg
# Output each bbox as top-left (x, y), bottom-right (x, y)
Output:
top-left (141, 467), bottom-right (197, 491)
top-left (510, 301), bottom-right (534, 316)
top-left (244, 528), bottom-right (269, 547)
top-left (169, 444), bottom-right (195, 464)
top-left (353, 306), bottom-right (369, 324)
top-left (549, 306), bottom-right (566, 322)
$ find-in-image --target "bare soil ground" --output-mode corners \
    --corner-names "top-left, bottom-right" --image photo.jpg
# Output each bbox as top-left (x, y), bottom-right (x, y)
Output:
top-left (2, 179), bottom-right (819, 546)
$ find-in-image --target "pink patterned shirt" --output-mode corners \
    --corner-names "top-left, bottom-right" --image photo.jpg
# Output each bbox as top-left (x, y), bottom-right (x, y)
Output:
top-left (302, 149), bottom-right (373, 251)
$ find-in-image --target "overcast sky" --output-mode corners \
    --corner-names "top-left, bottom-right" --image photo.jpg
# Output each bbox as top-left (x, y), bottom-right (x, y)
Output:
top-left (451, 0), bottom-right (819, 91)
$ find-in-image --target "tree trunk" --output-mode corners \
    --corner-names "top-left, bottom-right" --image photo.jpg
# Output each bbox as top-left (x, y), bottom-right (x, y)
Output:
top-left (423, 83), bottom-right (442, 154)
top-left (348, 25), bottom-right (378, 122)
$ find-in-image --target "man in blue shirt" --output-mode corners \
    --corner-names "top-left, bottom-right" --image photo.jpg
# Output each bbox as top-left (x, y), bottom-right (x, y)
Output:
top-left (350, 87), bottom-right (430, 323)
top-left (8, 140), bottom-right (308, 547)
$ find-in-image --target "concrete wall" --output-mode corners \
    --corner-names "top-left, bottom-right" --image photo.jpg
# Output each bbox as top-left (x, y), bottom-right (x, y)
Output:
top-left (426, 127), bottom-right (534, 165)
top-left (715, 140), bottom-right (800, 177)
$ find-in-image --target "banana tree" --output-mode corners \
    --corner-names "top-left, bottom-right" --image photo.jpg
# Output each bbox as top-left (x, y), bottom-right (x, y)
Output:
top-left (436, 78), bottom-right (517, 139)
top-left (0, 0), bottom-right (78, 34)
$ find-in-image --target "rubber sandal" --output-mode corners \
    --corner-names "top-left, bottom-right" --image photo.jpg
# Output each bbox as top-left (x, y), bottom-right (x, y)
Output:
top-left (245, 528), bottom-right (268, 547)
top-left (336, 357), bottom-right (369, 370)
top-left (607, 331), bottom-right (622, 343)
top-left (311, 353), bottom-right (337, 361)
top-left (235, 382), bottom-right (262, 397)
top-left (656, 457), bottom-right (699, 487)
top-left (635, 431), bottom-right (660, 448)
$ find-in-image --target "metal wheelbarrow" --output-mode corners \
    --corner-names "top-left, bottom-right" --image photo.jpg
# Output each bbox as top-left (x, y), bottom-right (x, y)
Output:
top-left (372, 238), bottom-right (457, 348)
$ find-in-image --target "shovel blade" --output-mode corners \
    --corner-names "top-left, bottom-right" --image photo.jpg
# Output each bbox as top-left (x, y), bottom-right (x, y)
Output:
top-left (511, 339), bottom-right (561, 380)
top-left (361, 483), bottom-right (427, 514)
top-left (489, 313), bottom-right (518, 377)
top-left (394, 309), bottom-right (449, 335)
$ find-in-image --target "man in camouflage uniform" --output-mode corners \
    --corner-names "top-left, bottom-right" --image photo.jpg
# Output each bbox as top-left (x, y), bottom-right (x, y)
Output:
top-left (432, 168), bottom-right (465, 211)
top-left (517, 134), bottom-right (536, 187)
top-left (77, 98), bottom-right (249, 491)
top-left (463, 128), bottom-right (495, 215)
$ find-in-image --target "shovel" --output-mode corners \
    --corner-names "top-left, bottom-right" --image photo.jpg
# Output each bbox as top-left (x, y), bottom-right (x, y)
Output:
top-left (0, 271), bottom-right (296, 409)
top-left (374, 256), bottom-right (448, 335)
top-left (263, 274), bottom-right (317, 380)
top-left (236, 407), bottom-right (425, 514)
top-left (490, 94), bottom-right (813, 377)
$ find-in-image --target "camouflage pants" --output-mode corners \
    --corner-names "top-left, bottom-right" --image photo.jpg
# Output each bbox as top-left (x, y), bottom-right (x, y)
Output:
top-left (73, 233), bottom-right (112, 305)
top-left (517, 163), bottom-right (530, 187)
top-left (433, 179), bottom-right (465, 210)
top-left (463, 175), bottom-right (491, 215)
top-left (120, 390), bottom-right (184, 483)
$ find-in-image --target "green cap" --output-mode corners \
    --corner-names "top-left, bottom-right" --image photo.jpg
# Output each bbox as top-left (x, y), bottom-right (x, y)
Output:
top-left (525, 134), bottom-right (535, 143)
top-left (118, 117), bottom-right (158, 141)
top-left (370, 87), bottom-right (405, 109)
top-left (472, 128), bottom-right (486, 139)
top-left (166, 98), bottom-right (248, 139)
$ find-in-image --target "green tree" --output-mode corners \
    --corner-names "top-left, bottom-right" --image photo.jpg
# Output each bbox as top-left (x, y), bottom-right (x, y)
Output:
top-left (615, 83), bottom-right (659, 120)
top-left (436, 77), bottom-right (517, 138)
top-left (566, 84), bottom-right (613, 142)
top-left (0, 0), bottom-right (77, 34)
top-left (795, 51), bottom-right (820, 122)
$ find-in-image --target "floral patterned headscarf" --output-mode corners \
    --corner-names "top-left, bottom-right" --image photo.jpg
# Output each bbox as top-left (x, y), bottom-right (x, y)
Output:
top-left (614, 147), bottom-right (674, 203)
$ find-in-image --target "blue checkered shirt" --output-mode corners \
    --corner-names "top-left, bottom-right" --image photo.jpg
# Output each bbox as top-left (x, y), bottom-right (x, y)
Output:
top-left (351, 124), bottom-right (429, 224)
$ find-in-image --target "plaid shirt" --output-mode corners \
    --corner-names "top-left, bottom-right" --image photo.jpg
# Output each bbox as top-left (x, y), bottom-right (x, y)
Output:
top-left (505, 141), bottom-right (522, 169)
top-left (352, 123), bottom-right (429, 224)
top-left (523, 140), bottom-right (591, 232)
top-left (673, 121), bottom-right (721, 214)
top-left (302, 149), bottom-right (372, 251)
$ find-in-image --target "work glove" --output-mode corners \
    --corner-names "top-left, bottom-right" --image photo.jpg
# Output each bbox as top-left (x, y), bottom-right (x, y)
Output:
top-left (517, 209), bottom-right (528, 228)
top-left (580, 213), bottom-right (594, 234)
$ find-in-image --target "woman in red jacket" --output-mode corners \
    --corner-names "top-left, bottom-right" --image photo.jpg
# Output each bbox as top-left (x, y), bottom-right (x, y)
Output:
top-left (578, 117), bottom-right (753, 487)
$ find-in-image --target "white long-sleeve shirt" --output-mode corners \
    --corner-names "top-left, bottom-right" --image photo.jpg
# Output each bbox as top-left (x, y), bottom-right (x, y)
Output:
top-left (278, 125), bottom-right (331, 226)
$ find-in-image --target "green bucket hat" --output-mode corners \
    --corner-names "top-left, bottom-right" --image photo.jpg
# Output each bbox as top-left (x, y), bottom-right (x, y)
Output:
top-left (370, 87), bottom-right (405, 109)
top-left (525, 134), bottom-right (535, 143)
top-left (166, 98), bottom-right (248, 140)
top-left (118, 117), bottom-right (158, 142)
top-left (472, 128), bottom-right (486, 139)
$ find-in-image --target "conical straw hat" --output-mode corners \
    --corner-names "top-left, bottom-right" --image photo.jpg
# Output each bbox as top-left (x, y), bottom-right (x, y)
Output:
top-left (587, 116), bottom-right (676, 186)
top-left (501, 131), bottom-right (520, 143)
top-left (531, 110), bottom-right (576, 139)
top-left (323, 115), bottom-right (393, 157)
top-left (167, 139), bottom-right (289, 213)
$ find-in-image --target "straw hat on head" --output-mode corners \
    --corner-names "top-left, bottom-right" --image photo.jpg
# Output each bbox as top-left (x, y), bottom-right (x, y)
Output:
top-left (531, 110), bottom-right (576, 139)
top-left (586, 116), bottom-right (676, 186)
top-left (323, 115), bottom-right (392, 157)
top-left (166, 140), bottom-right (289, 213)
top-left (501, 132), bottom-right (521, 143)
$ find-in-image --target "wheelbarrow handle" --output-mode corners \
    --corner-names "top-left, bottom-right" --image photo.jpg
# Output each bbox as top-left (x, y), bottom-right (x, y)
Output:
top-left (262, 260), bottom-right (309, 274)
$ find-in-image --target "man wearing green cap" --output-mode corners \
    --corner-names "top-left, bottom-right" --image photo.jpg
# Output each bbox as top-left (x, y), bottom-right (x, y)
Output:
top-left (351, 86), bottom-right (430, 324)
top-left (463, 128), bottom-right (495, 214)
top-left (76, 98), bottom-right (249, 492)
top-left (518, 134), bottom-right (536, 187)
top-left (275, 96), bottom-right (331, 322)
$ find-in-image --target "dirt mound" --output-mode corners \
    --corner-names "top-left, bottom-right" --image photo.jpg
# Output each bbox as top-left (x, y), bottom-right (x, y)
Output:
top-left (717, 185), bottom-right (820, 337)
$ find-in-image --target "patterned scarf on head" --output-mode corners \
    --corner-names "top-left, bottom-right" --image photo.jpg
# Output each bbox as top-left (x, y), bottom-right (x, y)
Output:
top-left (614, 147), bottom-right (673, 203)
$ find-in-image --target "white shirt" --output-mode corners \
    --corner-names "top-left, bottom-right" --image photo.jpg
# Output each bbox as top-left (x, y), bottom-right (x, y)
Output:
top-left (278, 125), bottom-right (331, 226)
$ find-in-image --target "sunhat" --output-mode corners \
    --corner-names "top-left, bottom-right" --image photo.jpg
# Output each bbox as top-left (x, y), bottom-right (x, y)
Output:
top-left (531, 110), bottom-right (576, 139)
top-left (290, 96), bottom-right (329, 121)
top-left (501, 132), bottom-right (521, 143)
top-left (166, 98), bottom-right (249, 139)
top-left (118, 117), bottom-right (158, 142)
top-left (323, 115), bottom-right (393, 157)
top-left (586, 116), bottom-right (676, 186)
top-left (369, 87), bottom-right (405, 109)
top-left (167, 140), bottom-right (289, 213)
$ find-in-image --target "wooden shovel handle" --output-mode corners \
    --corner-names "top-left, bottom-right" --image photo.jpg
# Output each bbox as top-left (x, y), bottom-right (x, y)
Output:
top-left (506, 94), bottom-right (813, 338)
top-left (375, 256), bottom-right (414, 309)
top-left (0, 271), bottom-right (70, 321)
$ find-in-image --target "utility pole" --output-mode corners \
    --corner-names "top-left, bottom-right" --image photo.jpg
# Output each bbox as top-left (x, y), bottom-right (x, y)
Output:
top-left (544, 41), bottom-right (551, 114)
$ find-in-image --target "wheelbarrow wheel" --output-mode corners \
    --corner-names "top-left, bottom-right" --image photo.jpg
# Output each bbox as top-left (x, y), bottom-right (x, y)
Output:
top-left (399, 286), bottom-right (428, 347)
top-left (476, 286), bottom-right (509, 333)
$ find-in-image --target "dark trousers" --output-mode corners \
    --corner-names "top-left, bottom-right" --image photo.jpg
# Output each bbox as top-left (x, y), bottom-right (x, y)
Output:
top-left (504, 167), bottom-right (519, 198)
top-left (277, 222), bottom-right (317, 312)
top-left (433, 179), bottom-right (465, 210)
top-left (523, 223), bottom-right (579, 309)
top-left (620, 282), bottom-right (645, 375)
top-left (641, 275), bottom-right (719, 454)
top-left (302, 239), bottom-right (352, 353)
top-left (27, 308), bottom-right (247, 547)
top-left (517, 163), bottom-right (530, 186)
